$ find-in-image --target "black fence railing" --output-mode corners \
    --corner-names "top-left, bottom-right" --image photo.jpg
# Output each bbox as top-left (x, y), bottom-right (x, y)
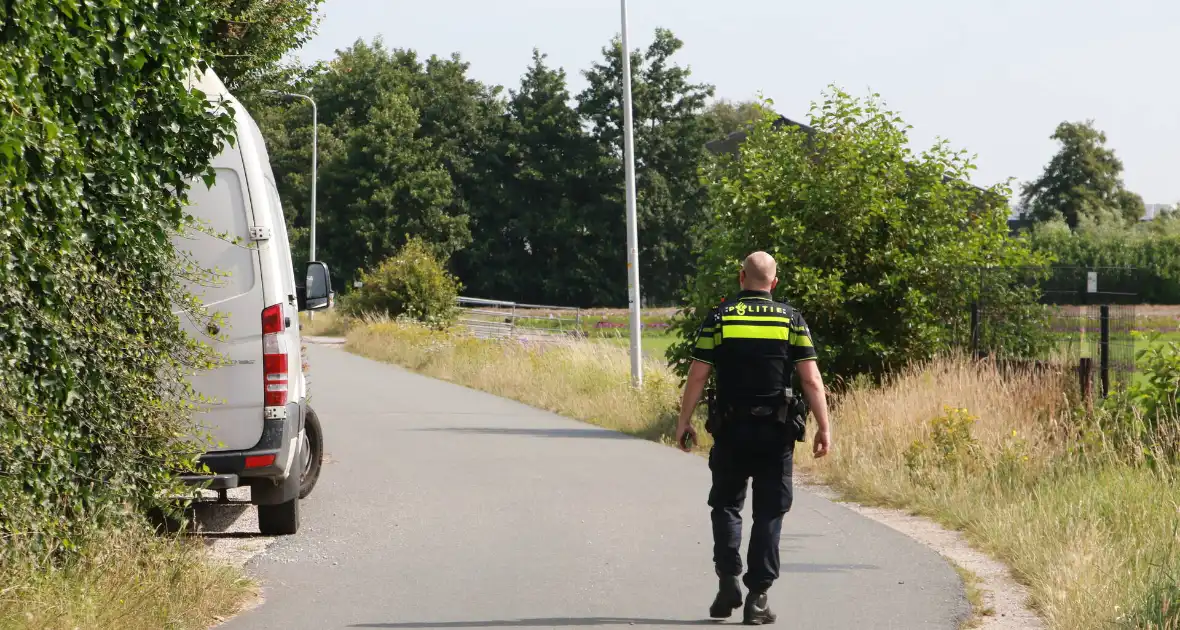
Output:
top-left (962, 265), bottom-right (1150, 399)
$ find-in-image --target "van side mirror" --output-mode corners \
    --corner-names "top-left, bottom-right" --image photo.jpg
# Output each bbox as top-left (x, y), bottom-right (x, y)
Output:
top-left (298, 261), bottom-right (333, 312)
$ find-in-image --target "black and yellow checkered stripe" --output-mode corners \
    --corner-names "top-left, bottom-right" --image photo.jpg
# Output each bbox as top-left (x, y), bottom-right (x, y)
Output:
top-left (690, 301), bottom-right (816, 365)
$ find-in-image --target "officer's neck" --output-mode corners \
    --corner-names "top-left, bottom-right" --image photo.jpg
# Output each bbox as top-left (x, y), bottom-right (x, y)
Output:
top-left (737, 288), bottom-right (773, 299)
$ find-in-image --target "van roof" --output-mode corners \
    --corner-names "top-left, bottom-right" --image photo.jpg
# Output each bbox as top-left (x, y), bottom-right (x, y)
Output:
top-left (184, 66), bottom-right (245, 116)
top-left (182, 67), bottom-right (272, 169)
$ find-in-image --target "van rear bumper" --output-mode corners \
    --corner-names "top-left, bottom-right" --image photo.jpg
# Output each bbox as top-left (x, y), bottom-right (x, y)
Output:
top-left (183, 401), bottom-right (302, 489)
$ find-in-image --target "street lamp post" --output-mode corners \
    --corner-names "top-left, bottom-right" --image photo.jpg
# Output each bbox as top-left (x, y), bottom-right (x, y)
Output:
top-left (262, 90), bottom-right (318, 265)
top-left (619, 0), bottom-right (643, 388)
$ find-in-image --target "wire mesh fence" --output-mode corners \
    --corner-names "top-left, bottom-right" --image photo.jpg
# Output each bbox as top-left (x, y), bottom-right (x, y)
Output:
top-left (963, 266), bottom-right (1146, 398)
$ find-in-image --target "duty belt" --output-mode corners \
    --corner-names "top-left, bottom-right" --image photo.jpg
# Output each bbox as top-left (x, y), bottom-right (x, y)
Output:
top-left (720, 388), bottom-right (794, 411)
top-left (706, 387), bottom-right (804, 438)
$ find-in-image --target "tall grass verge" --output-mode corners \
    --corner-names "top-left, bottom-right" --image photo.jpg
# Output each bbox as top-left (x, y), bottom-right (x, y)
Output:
top-left (803, 359), bottom-right (1180, 630)
top-left (299, 310), bottom-right (353, 337)
top-left (0, 528), bottom-right (253, 630)
top-left (349, 318), bottom-right (1180, 630)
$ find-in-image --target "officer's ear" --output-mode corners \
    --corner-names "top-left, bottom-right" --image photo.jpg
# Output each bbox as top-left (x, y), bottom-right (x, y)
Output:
top-left (771, 277), bottom-right (779, 290)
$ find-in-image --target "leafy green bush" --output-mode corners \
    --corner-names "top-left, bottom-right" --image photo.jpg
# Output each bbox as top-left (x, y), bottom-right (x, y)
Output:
top-left (904, 406), bottom-right (983, 486)
top-left (669, 89), bottom-right (1050, 383)
top-left (1094, 333), bottom-right (1180, 462)
top-left (0, 0), bottom-right (234, 561)
top-left (341, 237), bottom-right (463, 327)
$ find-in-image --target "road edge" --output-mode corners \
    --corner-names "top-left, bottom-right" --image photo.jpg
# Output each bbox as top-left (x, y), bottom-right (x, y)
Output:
top-left (796, 473), bottom-right (1045, 630)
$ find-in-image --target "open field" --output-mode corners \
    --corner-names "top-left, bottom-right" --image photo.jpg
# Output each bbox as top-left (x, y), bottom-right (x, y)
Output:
top-left (305, 302), bottom-right (1180, 380)
top-left (342, 315), bottom-right (1180, 630)
top-left (594, 330), bottom-right (680, 358)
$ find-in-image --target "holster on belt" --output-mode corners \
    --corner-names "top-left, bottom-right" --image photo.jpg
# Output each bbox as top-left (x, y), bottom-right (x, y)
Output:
top-left (786, 390), bottom-right (809, 443)
top-left (704, 386), bottom-right (718, 435)
top-left (710, 389), bottom-right (809, 443)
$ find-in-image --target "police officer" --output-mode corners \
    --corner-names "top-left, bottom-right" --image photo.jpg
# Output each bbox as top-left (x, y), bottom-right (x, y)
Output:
top-left (675, 251), bottom-right (831, 625)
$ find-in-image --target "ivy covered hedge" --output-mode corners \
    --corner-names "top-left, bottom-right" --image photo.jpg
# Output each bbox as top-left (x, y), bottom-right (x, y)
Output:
top-left (1, 0), bottom-right (234, 560)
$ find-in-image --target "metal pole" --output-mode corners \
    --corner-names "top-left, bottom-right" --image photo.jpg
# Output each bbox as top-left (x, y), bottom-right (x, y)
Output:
top-left (309, 98), bottom-right (317, 264)
top-left (620, 0), bottom-right (643, 388)
top-left (1100, 305), bottom-right (1110, 398)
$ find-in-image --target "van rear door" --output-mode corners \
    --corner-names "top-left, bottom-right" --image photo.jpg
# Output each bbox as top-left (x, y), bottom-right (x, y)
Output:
top-left (173, 144), bottom-right (266, 452)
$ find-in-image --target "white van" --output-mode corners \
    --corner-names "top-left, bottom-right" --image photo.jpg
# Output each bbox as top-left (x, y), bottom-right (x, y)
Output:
top-left (170, 68), bottom-right (334, 535)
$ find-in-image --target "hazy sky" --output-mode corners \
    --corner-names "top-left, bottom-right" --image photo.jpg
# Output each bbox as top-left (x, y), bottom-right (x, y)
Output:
top-left (295, 0), bottom-right (1178, 204)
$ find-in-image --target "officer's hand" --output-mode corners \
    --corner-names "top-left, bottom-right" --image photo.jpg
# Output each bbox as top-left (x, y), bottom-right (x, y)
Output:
top-left (676, 423), bottom-right (698, 452)
top-left (812, 428), bottom-right (831, 459)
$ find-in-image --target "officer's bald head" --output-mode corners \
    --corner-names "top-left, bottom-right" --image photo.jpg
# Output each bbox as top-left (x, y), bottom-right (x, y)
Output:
top-left (740, 251), bottom-right (777, 291)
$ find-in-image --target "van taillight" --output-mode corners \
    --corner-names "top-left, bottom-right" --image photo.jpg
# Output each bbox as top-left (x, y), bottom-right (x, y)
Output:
top-left (262, 304), bottom-right (288, 407)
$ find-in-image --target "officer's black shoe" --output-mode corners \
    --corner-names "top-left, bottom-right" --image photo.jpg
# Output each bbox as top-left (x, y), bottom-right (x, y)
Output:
top-left (742, 591), bottom-right (776, 625)
top-left (708, 575), bottom-right (743, 619)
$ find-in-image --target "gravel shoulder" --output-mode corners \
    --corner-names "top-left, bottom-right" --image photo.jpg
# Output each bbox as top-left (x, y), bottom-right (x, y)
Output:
top-left (798, 477), bottom-right (1044, 629)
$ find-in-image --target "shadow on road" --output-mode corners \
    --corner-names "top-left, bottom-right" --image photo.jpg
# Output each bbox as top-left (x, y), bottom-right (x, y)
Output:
top-left (412, 427), bottom-right (638, 440)
top-left (350, 619), bottom-right (717, 628)
top-left (781, 562), bottom-right (879, 573)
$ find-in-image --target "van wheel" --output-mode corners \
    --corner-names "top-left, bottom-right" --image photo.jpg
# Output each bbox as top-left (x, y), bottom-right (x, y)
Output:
top-left (258, 497), bottom-right (300, 535)
top-left (299, 405), bottom-right (324, 499)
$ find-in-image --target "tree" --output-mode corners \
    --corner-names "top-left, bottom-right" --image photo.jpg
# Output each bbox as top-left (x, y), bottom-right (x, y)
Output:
top-left (256, 38), bottom-right (507, 290)
top-left (454, 50), bottom-right (617, 306)
top-left (670, 89), bottom-right (1050, 382)
top-left (311, 39), bottom-right (505, 245)
top-left (577, 28), bottom-right (717, 305)
top-left (1020, 120), bottom-right (1145, 229)
top-left (385, 47), bottom-right (508, 273)
top-left (201, 0), bottom-right (325, 95)
top-left (703, 98), bottom-right (765, 137)
top-left (316, 91), bottom-right (462, 288)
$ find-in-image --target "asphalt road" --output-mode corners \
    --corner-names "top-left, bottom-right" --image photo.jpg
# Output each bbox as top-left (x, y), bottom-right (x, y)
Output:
top-left (218, 343), bottom-right (969, 629)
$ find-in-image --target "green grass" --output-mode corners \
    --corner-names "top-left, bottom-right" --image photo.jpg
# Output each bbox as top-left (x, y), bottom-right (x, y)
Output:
top-left (1043, 329), bottom-right (1180, 390)
top-left (597, 331), bottom-right (680, 359)
top-left (953, 564), bottom-right (994, 629)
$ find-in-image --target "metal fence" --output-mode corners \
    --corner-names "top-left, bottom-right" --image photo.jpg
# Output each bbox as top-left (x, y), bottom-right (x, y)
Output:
top-left (965, 266), bottom-right (1144, 398)
top-left (455, 296), bottom-right (585, 342)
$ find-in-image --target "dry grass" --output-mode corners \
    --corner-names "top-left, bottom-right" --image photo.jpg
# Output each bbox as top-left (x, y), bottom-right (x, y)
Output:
top-left (298, 310), bottom-right (352, 337)
top-left (347, 318), bottom-right (1180, 630)
top-left (802, 359), bottom-right (1180, 630)
top-left (0, 528), bottom-right (254, 630)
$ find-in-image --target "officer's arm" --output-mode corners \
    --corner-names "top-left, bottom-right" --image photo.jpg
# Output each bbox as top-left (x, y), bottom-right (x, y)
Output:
top-left (677, 360), bottom-right (712, 428)
top-left (796, 360), bottom-right (829, 436)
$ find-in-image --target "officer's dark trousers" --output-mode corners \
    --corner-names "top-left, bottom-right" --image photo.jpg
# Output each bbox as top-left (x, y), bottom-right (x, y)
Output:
top-left (708, 414), bottom-right (795, 594)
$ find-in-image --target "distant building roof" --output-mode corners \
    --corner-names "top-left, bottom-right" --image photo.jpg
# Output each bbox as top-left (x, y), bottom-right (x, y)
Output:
top-left (704, 115), bottom-right (816, 156)
top-left (1143, 203), bottom-right (1173, 221)
top-left (706, 110), bottom-right (994, 202)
